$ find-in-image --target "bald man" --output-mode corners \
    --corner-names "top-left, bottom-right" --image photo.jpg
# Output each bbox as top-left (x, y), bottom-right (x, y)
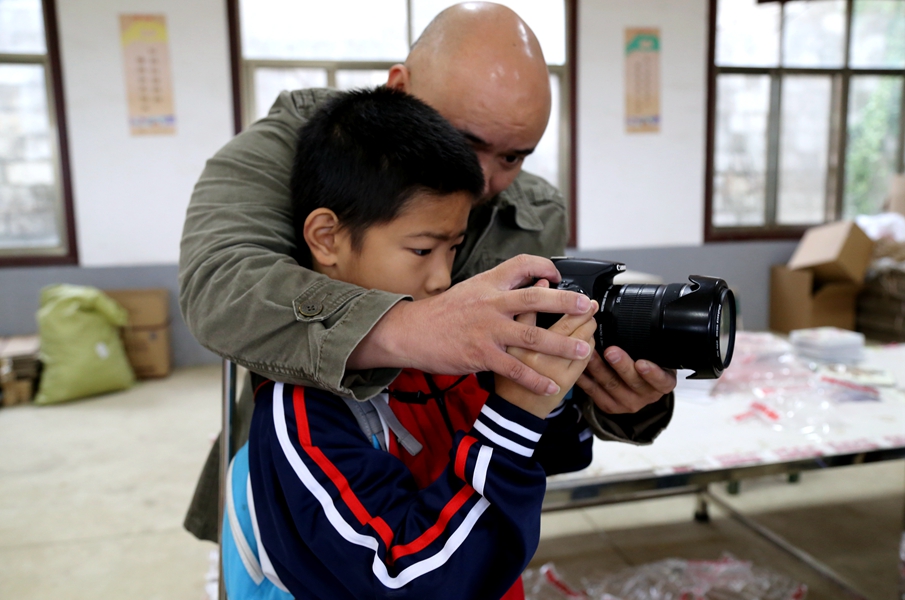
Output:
top-left (180, 2), bottom-right (675, 542)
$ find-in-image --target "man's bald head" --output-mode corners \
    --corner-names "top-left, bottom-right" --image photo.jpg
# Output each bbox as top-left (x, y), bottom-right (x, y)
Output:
top-left (387, 2), bottom-right (552, 199)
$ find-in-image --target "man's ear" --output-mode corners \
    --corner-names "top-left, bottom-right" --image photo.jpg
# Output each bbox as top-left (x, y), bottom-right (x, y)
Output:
top-left (386, 64), bottom-right (411, 92)
top-left (303, 208), bottom-right (344, 268)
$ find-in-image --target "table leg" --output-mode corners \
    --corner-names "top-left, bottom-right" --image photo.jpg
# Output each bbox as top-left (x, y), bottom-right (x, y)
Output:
top-left (705, 491), bottom-right (869, 600)
top-left (694, 490), bottom-right (710, 523)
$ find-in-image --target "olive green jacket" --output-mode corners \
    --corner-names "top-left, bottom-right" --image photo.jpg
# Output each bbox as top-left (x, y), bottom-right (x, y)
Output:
top-left (179, 88), bottom-right (567, 401)
top-left (179, 89), bottom-right (672, 542)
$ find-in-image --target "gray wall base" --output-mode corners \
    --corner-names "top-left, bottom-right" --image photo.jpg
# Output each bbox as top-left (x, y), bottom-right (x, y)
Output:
top-left (0, 240), bottom-right (797, 368)
top-left (0, 264), bottom-right (218, 368)
top-left (572, 240), bottom-right (798, 332)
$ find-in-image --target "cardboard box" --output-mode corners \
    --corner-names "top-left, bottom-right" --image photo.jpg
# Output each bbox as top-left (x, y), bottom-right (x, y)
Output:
top-left (787, 220), bottom-right (874, 284)
top-left (889, 173), bottom-right (905, 217)
top-left (104, 288), bottom-right (171, 379)
top-left (121, 326), bottom-right (171, 379)
top-left (2, 379), bottom-right (34, 407)
top-left (103, 288), bottom-right (169, 327)
top-left (770, 265), bottom-right (861, 333)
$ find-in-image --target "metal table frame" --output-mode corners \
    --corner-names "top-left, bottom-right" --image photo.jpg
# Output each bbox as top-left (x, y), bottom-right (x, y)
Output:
top-left (542, 445), bottom-right (905, 600)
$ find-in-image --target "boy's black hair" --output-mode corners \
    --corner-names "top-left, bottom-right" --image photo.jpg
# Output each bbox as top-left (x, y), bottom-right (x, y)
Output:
top-left (290, 86), bottom-right (484, 261)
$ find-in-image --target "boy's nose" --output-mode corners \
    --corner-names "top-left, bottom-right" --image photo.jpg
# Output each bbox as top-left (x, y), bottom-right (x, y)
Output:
top-left (425, 264), bottom-right (453, 296)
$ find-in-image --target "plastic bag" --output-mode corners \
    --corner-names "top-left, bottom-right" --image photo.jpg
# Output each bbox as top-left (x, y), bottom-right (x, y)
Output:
top-left (34, 284), bottom-right (135, 405)
top-left (524, 554), bottom-right (807, 600)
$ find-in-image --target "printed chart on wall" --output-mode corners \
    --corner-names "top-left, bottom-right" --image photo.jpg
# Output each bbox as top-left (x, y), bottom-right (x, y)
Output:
top-left (624, 27), bottom-right (660, 134)
top-left (120, 15), bottom-right (176, 135)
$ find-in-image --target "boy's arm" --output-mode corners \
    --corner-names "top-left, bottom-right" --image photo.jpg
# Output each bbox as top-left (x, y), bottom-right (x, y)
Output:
top-left (532, 395), bottom-right (594, 476)
top-left (249, 383), bottom-right (551, 600)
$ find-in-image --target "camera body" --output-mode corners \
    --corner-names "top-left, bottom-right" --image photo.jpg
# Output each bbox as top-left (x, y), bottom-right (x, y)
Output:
top-left (545, 257), bottom-right (736, 379)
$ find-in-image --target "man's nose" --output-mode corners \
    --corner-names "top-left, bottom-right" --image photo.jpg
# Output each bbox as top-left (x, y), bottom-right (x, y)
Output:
top-left (479, 158), bottom-right (495, 198)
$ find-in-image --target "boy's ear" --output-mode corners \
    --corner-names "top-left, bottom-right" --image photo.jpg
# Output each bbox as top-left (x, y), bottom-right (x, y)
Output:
top-left (303, 208), bottom-right (344, 267)
top-left (386, 64), bottom-right (411, 92)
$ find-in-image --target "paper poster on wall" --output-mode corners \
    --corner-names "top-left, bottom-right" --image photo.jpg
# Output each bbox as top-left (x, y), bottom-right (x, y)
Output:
top-left (120, 14), bottom-right (176, 135)
top-left (624, 27), bottom-right (660, 134)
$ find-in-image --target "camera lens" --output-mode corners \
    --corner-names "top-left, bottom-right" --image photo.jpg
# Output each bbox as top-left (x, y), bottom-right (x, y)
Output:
top-left (719, 292), bottom-right (732, 366)
top-left (597, 276), bottom-right (736, 379)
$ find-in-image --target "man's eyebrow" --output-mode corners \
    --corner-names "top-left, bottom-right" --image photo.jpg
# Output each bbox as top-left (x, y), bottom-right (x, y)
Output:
top-left (406, 228), bottom-right (468, 241)
top-left (460, 131), bottom-right (490, 148)
top-left (459, 130), bottom-right (535, 156)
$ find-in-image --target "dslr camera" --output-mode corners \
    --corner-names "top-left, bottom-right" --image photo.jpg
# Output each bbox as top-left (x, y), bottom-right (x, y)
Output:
top-left (542, 257), bottom-right (736, 379)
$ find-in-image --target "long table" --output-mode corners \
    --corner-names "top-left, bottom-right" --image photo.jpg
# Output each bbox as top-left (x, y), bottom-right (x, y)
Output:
top-left (543, 343), bottom-right (905, 599)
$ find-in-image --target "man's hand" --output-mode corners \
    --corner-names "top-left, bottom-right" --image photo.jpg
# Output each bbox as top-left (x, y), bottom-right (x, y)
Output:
top-left (348, 254), bottom-right (593, 396)
top-left (576, 347), bottom-right (677, 414)
top-left (495, 292), bottom-right (597, 418)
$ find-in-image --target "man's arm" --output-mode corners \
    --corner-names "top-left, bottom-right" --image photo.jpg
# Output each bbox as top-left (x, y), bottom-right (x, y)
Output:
top-left (179, 90), bottom-right (406, 398)
top-left (179, 91), bottom-right (593, 399)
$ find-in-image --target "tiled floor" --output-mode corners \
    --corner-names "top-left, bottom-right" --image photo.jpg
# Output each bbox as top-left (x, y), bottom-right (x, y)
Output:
top-left (0, 365), bottom-right (901, 599)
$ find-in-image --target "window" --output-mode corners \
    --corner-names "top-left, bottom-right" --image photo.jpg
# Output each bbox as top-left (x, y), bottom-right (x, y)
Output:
top-left (0, 0), bottom-right (75, 265)
top-left (705, 0), bottom-right (905, 240)
top-left (232, 0), bottom-right (571, 204)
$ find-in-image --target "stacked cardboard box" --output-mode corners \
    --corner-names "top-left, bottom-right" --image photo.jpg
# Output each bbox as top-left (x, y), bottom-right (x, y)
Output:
top-left (856, 241), bottom-right (905, 343)
top-left (0, 335), bottom-right (41, 406)
top-left (770, 221), bottom-right (874, 333)
top-left (104, 289), bottom-right (172, 379)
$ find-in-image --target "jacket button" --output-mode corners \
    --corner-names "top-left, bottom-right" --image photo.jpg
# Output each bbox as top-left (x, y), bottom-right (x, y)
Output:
top-left (298, 302), bottom-right (323, 317)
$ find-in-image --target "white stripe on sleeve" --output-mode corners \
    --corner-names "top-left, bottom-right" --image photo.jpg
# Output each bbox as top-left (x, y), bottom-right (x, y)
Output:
top-left (473, 421), bottom-right (533, 457)
top-left (472, 446), bottom-right (493, 496)
top-left (480, 404), bottom-right (542, 442)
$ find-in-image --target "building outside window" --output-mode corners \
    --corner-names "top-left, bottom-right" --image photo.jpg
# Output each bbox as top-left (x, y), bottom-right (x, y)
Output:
top-left (0, 0), bottom-right (75, 265)
top-left (234, 0), bottom-right (570, 204)
top-left (707, 0), bottom-right (905, 241)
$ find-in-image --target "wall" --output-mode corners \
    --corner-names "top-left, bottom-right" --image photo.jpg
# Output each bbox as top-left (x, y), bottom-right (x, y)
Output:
top-left (576, 0), bottom-right (708, 250)
top-left (58, 0), bottom-right (233, 266)
top-left (0, 264), bottom-right (215, 367)
top-left (0, 0), bottom-right (235, 366)
top-left (1, 0), bottom-right (798, 365)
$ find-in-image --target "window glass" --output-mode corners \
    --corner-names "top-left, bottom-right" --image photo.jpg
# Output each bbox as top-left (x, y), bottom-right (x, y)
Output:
top-left (253, 68), bottom-right (328, 122)
top-left (844, 76), bottom-right (903, 217)
top-left (411, 0), bottom-right (566, 65)
top-left (782, 0), bottom-right (847, 68)
top-left (715, 0), bottom-right (780, 67)
top-left (240, 0), bottom-right (408, 61)
top-left (850, 0), bottom-right (905, 68)
top-left (0, 0), bottom-right (46, 54)
top-left (336, 70), bottom-right (389, 91)
top-left (713, 75), bottom-right (771, 227)
top-left (0, 63), bottom-right (60, 250)
top-left (777, 76), bottom-right (833, 225)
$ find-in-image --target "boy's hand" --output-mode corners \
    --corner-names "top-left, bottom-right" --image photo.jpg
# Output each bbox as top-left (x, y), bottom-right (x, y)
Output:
top-left (495, 281), bottom-right (598, 419)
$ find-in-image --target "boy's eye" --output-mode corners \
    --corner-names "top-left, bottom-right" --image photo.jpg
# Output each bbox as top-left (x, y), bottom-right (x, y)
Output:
top-left (503, 155), bottom-right (523, 165)
top-left (411, 248), bottom-right (431, 256)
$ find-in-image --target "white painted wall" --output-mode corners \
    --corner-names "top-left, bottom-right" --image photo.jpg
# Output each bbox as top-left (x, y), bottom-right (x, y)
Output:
top-left (576, 0), bottom-right (708, 250)
top-left (52, 0), bottom-right (708, 264)
top-left (57, 0), bottom-right (233, 267)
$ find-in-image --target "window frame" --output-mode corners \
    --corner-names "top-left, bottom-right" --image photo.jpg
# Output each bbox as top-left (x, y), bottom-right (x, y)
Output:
top-left (0, 0), bottom-right (78, 267)
top-left (704, 0), bottom-right (905, 242)
top-left (226, 0), bottom-right (578, 246)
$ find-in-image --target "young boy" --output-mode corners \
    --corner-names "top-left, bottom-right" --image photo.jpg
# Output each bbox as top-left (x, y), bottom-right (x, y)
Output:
top-left (222, 87), bottom-right (597, 600)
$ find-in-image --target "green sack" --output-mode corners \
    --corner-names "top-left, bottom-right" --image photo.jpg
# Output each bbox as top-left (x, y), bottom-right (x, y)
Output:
top-left (34, 284), bottom-right (135, 405)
